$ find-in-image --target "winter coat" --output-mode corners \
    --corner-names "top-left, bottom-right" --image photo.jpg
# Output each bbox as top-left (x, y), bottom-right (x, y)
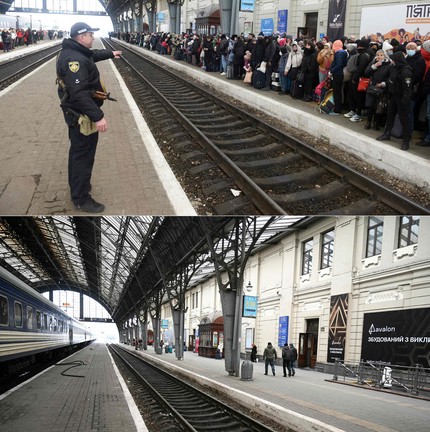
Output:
top-left (386, 51), bottom-right (413, 103)
top-left (351, 48), bottom-right (375, 83)
top-left (285, 46), bottom-right (303, 73)
top-left (263, 343), bottom-right (277, 360)
top-left (56, 37), bottom-right (114, 122)
top-left (282, 346), bottom-right (293, 361)
top-left (364, 59), bottom-right (392, 86)
top-left (278, 53), bottom-right (289, 74)
top-left (330, 49), bottom-right (348, 76)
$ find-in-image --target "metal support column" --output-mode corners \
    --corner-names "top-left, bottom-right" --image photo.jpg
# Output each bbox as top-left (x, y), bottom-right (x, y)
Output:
top-left (80, 292), bottom-right (84, 320)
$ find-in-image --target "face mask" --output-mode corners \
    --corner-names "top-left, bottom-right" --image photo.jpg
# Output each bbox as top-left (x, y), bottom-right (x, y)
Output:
top-left (386, 49), bottom-right (393, 56)
top-left (407, 50), bottom-right (416, 57)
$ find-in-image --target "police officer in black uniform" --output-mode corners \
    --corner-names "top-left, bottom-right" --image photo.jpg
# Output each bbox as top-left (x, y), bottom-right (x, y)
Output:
top-left (57, 22), bottom-right (122, 212)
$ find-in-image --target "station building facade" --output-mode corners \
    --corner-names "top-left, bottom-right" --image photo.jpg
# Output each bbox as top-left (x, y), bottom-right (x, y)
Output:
top-left (160, 216), bottom-right (430, 369)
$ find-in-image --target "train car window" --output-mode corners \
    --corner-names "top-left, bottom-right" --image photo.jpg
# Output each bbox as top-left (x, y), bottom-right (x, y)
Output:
top-left (54, 318), bottom-right (58, 332)
top-left (43, 313), bottom-right (48, 330)
top-left (36, 310), bottom-right (41, 330)
top-left (49, 316), bottom-right (53, 331)
top-left (14, 302), bottom-right (23, 328)
top-left (27, 306), bottom-right (34, 330)
top-left (0, 295), bottom-right (8, 326)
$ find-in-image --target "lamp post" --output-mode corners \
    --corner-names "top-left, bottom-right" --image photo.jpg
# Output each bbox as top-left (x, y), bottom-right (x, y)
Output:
top-left (232, 280), bottom-right (253, 376)
top-left (30, 14), bottom-right (33, 29)
top-left (16, 15), bottom-right (20, 30)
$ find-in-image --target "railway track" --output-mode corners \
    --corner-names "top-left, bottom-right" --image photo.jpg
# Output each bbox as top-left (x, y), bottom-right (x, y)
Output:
top-left (0, 43), bottom-right (61, 91)
top-left (109, 344), bottom-right (281, 432)
top-left (103, 38), bottom-right (430, 215)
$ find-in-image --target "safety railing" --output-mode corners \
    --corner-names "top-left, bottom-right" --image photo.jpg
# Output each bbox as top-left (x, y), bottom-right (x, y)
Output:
top-left (333, 360), bottom-right (430, 397)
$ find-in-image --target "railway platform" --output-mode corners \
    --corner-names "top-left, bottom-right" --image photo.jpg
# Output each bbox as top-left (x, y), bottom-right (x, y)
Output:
top-left (0, 342), bottom-right (147, 432)
top-left (124, 41), bottom-right (430, 191)
top-left (0, 38), bottom-right (195, 215)
top-left (1, 37), bottom-right (430, 215)
top-left (123, 343), bottom-right (430, 432)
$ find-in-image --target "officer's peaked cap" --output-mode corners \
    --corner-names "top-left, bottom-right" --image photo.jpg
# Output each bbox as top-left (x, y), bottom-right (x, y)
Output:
top-left (71, 22), bottom-right (100, 37)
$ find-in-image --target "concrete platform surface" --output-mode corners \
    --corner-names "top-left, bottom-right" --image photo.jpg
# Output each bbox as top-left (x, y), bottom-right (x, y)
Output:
top-left (0, 343), bottom-right (146, 432)
top-left (124, 344), bottom-right (430, 432)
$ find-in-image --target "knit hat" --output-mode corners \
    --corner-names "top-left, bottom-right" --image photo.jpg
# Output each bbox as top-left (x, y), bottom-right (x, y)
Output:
top-left (332, 39), bottom-right (343, 52)
top-left (422, 40), bottom-right (430, 53)
top-left (346, 43), bottom-right (357, 52)
top-left (382, 40), bottom-right (393, 52)
top-left (278, 38), bottom-right (286, 47)
top-left (390, 38), bottom-right (400, 46)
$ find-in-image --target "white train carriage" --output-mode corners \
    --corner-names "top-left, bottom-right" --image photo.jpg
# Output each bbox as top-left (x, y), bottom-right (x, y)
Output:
top-left (0, 266), bottom-right (92, 371)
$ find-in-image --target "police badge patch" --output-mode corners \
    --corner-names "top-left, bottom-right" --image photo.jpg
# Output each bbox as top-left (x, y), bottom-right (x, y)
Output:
top-left (69, 61), bottom-right (80, 73)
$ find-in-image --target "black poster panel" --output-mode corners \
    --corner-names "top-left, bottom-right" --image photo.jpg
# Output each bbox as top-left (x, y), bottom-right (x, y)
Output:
top-left (361, 308), bottom-right (430, 368)
top-left (327, 293), bottom-right (349, 363)
top-left (327, 0), bottom-right (347, 41)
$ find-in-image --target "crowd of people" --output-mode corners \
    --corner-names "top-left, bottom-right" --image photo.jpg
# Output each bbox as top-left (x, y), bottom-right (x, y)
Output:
top-left (1, 28), bottom-right (64, 52)
top-left (113, 30), bottom-right (430, 152)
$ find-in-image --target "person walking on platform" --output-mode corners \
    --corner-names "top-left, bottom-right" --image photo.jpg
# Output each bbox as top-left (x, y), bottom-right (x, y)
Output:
top-left (282, 343), bottom-right (293, 377)
top-left (263, 342), bottom-right (277, 375)
top-left (289, 343), bottom-right (297, 376)
top-left (56, 22), bottom-right (122, 212)
top-left (251, 343), bottom-right (257, 362)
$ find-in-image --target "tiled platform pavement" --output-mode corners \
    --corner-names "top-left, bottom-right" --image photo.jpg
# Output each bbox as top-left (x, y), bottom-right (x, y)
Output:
top-left (0, 343), bottom-right (146, 432)
top-left (0, 39), bottom-right (194, 215)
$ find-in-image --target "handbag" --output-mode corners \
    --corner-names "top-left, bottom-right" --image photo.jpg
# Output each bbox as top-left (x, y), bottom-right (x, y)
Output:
top-left (243, 70), bottom-right (253, 84)
top-left (315, 77), bottom-right (331, 96)
top-left (375, 93), bottom-right (390, 115)
top-left (357, 77), bottom-right (371, 92)
top-left (366, 84), bottom-right (383, 97)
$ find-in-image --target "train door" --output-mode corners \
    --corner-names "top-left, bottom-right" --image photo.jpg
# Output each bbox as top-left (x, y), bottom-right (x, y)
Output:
top-left (298, 318), bottom-right (319, 368)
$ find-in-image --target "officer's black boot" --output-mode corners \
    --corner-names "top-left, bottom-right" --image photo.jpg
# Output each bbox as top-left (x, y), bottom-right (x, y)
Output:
top-left (401, 139), bottom-right (410, 151)
top-left (376, 130), bottom-right (391, 141)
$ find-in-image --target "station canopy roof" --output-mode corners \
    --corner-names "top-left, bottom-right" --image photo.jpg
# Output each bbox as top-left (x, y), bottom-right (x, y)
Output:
top-left (0, 216), bottom-right (307, 323)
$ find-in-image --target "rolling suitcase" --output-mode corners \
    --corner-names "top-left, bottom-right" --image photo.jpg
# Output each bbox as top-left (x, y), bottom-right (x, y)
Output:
top-left (252, 70), bottom-right (266, 89)
top-left (290, 79), bottom-right (304, 99)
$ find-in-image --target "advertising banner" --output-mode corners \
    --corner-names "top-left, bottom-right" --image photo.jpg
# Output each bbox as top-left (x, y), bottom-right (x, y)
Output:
top-left (240, 0), bottom-right (255, 12)
top-left (327, 0), bottom-right (347, 41)
top-left (278, 315), bottom-right (289, 347)
top-left (242, 295), bottom-right (258, 317)
top-left (361, 308), bottom-right (430, 368)
top-left (360, 3), bottom-right (430, 43)
top-left (261, 18), bottom-right (274, 36)
top-left (277, 10), bottom-right (288, 34)
top-left (327, 294), bottom-right (349, 363)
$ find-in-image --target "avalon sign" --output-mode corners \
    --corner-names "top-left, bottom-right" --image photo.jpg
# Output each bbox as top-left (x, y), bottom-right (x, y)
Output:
top-left (361, 307), bottom-right (430, 368)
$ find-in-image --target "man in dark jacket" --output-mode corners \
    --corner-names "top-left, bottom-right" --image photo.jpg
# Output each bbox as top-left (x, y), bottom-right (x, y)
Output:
top-left (261, 36), bottom-right (277, 91)
top-left (263, 342), bottom-right (277, 375)
top-left (57, 22), bottom-right (122, 212)
top-left (282, 343), bottom-right (293, 377)
top-left (376, 51), bottom-right (414, 150)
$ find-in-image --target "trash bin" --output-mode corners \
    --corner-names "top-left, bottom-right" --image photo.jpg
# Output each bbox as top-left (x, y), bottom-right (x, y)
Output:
top-left (168, 346), bottom-right (173, 353)
top-left (156, 347), bottom-right (162, 355)
top-left (165, 345), bottom-right (169, 353)
top-left (240, 360), bottom-right (253, 381)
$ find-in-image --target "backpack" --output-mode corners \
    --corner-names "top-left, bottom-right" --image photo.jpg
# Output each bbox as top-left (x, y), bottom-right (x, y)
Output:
top-left (319, 88), bottom-right (335, 114)
top-left (343, 53), bottom-right (358, 82)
